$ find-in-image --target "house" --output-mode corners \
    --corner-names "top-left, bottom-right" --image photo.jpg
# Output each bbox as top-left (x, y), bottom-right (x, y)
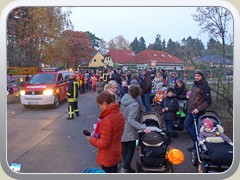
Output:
top-left (104, 49), bottom-right (135, 70)
top-left (195, 55), bottom-right (233, 67)
top-left (88, 50), bottom-right (105, 68)
top-left (131, 50), bottom-right (185, 71)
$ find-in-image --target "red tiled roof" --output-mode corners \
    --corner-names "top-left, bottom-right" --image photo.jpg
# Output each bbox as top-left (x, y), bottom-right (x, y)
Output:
top-left (105, 50), bottom-right (135, 64)
top-left (106, 49), bottom-right (184, 65)
top-left (133, 50), bottom-right (184, 64)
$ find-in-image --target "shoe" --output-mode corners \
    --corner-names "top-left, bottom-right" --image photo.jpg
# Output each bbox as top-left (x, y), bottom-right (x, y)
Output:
top-left (120, 168), bottom-right (129, 173)
top-left (187, 145), bottom-right (195, 152)
top-left (129, 168), bottom-right (135, 173)
top-left (75, 114), bottom-right (79, 117)
top-left (66, 117), bottom-right (74, 120)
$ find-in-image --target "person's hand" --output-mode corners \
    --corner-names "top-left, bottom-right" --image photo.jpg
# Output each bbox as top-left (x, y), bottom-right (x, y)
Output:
top-left (143, 127), bottom-right (151, 134)
top-left (192, 108), bottom-right (199, 114)
top-left (199, 139), bottom-right (205, 145)
top-left (85, 135), bottom-right (91, 141)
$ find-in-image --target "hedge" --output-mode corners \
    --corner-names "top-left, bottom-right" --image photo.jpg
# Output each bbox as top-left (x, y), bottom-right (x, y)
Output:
top-left (7, 67), bottom-right (41, 75)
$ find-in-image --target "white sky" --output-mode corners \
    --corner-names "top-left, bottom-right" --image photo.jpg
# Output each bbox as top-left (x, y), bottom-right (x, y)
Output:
top-left (65, 7), bottom-right (233, 47)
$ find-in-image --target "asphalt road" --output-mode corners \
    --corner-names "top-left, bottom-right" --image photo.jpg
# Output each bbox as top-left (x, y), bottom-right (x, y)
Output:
top-left (7, 91), bottom-right (197, 173)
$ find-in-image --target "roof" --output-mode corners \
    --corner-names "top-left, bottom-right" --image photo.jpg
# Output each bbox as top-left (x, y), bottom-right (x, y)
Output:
top-left (195, 55), bottom-right (233, 65)
top-left (131, 50), bottom-right (184, 65)
top-left (105, 50), bottom-right (135, 64)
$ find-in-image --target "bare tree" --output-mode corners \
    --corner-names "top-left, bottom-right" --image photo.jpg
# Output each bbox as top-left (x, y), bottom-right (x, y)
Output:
top-left (192, 7), bottom-right (233, 74)
top-left (108, 35), bottom-right (130, 50)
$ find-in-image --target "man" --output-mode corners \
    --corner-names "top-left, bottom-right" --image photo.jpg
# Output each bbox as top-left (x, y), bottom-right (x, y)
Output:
top-left (184, 70), bottom-right (212, 151)
top-left (66, 73), bottom-right (79, 120)
top-left (140, 69), bottom-right (152, 112)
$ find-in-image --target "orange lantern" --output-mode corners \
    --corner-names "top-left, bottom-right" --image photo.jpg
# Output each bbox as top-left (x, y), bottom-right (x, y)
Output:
top-left (166, 147), bottom-right (184, 165)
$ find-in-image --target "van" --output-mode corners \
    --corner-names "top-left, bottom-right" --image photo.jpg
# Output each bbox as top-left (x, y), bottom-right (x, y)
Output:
top-left (20, 68), bottom-right (73, 108)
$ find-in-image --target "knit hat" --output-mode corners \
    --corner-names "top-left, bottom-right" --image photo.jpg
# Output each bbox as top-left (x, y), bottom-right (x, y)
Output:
top-left (194, 70), bottom-right (204, 77)
top-left (130, 79), bottom-right (138, 85)
top-left (122, 81), bottom-right (127, 87)
top-left (167, 87), bottom-right (174, 93)
top-left (204, 118), bottom-right (213, 129)
top-left (175, 78), bottom-right (183, 83)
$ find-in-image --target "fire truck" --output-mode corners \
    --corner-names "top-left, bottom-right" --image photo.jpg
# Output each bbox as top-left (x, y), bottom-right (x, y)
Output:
top-left (20, 68), bottom-right (73, 108)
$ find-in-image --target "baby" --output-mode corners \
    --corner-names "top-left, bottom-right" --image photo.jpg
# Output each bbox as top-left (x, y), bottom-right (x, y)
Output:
top-left (199, 117), bottom-right (233, 150)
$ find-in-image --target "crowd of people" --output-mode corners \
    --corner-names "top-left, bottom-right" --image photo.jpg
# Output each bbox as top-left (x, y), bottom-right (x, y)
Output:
top-left (65, 66), bottom-right (233, 174)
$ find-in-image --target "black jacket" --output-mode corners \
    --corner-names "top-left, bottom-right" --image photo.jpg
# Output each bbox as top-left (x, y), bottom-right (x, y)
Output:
top-left (174, 84), bottom-right (188, 100)
top-left (140, 72), bottom-right (152, 94)
top-left (162, 96), bottom-right (179, 121)
top-left (67, 78), bottom-right (79, 102)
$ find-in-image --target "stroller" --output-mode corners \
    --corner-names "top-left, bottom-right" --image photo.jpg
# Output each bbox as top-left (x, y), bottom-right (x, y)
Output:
top-left (191, 111), bottom-right (233, 173)
top-left (173, 100), bottom-right (188, 131)
top-left (136, 111), bottom-right (173, 173)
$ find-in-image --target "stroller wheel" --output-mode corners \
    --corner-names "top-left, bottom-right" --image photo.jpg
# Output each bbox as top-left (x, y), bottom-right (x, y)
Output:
top-left (197, 162), bottom-right (206, 173)
top-left (191, 150), bottom-right (198, 166)
top-left (136, 161), bottom-right (141, 173)
top-left (165, 162), bottom-right (173, 173)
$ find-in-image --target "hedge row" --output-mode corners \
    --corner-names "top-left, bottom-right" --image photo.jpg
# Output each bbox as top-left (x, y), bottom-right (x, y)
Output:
top-left (7, 67), bottom-right (41, 75)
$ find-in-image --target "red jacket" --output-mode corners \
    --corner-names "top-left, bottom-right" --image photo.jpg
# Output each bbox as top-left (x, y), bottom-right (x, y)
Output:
top-left (90, 103), bottom-right (124, 167)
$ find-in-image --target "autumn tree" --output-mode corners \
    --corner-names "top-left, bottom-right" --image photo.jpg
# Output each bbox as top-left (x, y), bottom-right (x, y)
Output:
top-left (62, 30), bottom-right (94, 68)
top-left (192, 7), bottom-right (233, 74)
top-left (98, 39), bottom-right (108, 55)
top-left (7, 7), bottom-right (72, 67)
top-left (108, 35), bottom-right (130, 50)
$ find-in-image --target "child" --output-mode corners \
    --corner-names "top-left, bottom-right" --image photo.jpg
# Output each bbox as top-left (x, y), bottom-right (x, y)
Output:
top-left (162, 87), bottom-right (179, 138)
top-left (199, 117), bottom-right (233, 151)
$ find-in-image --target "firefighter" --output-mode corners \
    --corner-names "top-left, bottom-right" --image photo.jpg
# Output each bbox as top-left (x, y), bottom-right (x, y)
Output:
top-left (66, 73), bottom-right (79, 120)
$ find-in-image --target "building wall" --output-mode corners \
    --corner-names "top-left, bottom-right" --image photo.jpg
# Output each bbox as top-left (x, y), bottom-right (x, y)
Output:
top-left (88, 52), bottom-right (105, 67)
top-left (103, 56), bottom-right (114, 67)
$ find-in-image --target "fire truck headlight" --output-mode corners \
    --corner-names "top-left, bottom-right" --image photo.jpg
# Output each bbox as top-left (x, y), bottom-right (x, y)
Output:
top-left (43, 89), bottom-right (53, 95)
top-left (20, 90), bottom-right (25, 96)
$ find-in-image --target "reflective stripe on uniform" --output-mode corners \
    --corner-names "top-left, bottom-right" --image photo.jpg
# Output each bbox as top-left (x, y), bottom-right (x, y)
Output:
top-left (69, 105), bottom-right (74, 118)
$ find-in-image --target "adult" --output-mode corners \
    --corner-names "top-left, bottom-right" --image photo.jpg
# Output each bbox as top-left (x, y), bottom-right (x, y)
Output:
top-left (120, 85), bottom-right (151, 173)
top-left (7, 74), bottom-right (15, 95)
top-left (184, 70), bottom-right (212, 151)
top-left (25, 74), bottom-right (31, 82)
top-left (140, 69), bottom-right (152, 112)
top-left (66, 73), bottom-right (79, 120)
top-left (160, 69), bottom-right (168, 87)
top-left (152, 71), bottom-right (164, 94)
top-left (86, 92), bottom-right (125, 173)
top-left (104, 80), bottom-right (118, 102)
top-left (174, 78), bottom-right (188, 100)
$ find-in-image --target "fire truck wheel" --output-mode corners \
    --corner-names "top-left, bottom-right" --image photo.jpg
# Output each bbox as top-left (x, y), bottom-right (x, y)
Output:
top-left (53, 96), bottom-right (60, 108)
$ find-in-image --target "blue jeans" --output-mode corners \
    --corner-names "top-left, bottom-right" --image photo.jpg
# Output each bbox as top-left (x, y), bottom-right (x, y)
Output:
top-left (165, 120), bottom-right (174, 134)
top-left (184, 113), bottom-right (200, 142)
top-left (143, 93), bottom-right (151, 112)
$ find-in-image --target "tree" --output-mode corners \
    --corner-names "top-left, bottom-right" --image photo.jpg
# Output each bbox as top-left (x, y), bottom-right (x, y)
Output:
top-left (165, 38), bottom-right (181, 58)
top-left (85, 31), bottom-right (101, 48)
top-left (130, 37), bottom-right (139, 53)
top-left (192, 7), bottom-right (233, 74)
top-left (7, 7), bottom-right (73, 67)
top-left (139, 37), bottom-right (146, 52)
top-left (180, 36), bottom-right (205, 67)
top-left (153, 34), bottom-right (162, 50)
top-left (62, 30), bottom-right (94, 68)
top-left (98, 39), bottom-right (108, 55)
top-left (108, 35), bottom-right (130, 50)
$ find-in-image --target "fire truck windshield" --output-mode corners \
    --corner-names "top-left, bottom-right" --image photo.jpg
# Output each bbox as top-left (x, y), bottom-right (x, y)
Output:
top-left (29, 73), bottom-right (56, 84)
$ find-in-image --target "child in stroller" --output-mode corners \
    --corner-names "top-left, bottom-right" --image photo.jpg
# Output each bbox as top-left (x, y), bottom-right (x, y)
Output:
top-left (136, 112), bottom-right (173, 173)
top-left (192, 112), bottom-right (233, 173)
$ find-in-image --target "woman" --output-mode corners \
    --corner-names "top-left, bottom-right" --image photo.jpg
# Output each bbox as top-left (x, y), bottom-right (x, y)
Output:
top-left (86, 92), bottom-right (125, 173)
top-left (120, 85), bottom-right (151, 173)
top-left (104, 80), bottom-right (118, 102)
top-left (152, 71), bottom-right (164, 94)
top-left (174, 78), bottom-right (188, 100)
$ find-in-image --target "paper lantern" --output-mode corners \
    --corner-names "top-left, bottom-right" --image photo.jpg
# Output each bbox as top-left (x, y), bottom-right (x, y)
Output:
top-left (166, 147), bottom-right (184, 165)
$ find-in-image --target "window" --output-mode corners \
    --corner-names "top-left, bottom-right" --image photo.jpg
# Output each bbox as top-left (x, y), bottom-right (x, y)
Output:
top-left (161, 54), bottom-right (165, 57)
top-left (94, 59), bottom-right (96, 62)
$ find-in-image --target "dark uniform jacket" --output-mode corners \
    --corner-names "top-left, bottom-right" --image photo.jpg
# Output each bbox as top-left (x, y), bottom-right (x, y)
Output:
top-left (188, 79), bottom-right (212, 115)
top-left (67, 78), bottom-right (79, 102)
